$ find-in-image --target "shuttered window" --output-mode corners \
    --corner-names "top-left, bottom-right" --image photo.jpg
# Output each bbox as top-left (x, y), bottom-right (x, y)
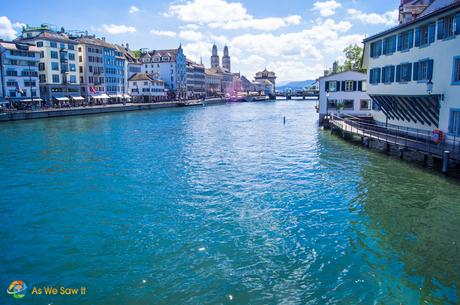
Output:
top-left (449, 110), bottom-right (460, 136)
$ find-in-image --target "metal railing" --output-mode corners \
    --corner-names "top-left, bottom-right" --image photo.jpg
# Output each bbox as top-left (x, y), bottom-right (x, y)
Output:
top-left (330, 114), bottom-right (460, 161)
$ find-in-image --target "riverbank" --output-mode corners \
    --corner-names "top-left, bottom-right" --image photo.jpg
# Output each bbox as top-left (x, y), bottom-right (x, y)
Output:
top-left (0, 98), bottom-right (228, 122)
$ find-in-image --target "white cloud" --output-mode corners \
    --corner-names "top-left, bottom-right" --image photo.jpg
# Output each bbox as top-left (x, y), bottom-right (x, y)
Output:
top-left (182, 41), bottom-right (213, 63)
top-left (101, 24), bottom-right (136, 35)
top-left (129, 6), bottom-right (140, 14)
top-left (181, 24), bottom-right (200, 30)
top-left (150, 29), bottom-right (177, 37)
top-left (179, 30), bottom-right (203, 41)
top-left (347, 9), bottom-right (398, 26)
top-left (168, 0), bottom-right (301, 31)
top-left (208, 15), bottom-right (301, 31)
top-left (0, 16), bottom-right (21, 40)
top-left (312, 1), bottom-right (342, 17)
top-left (241, 55), bottom-right (266, 67)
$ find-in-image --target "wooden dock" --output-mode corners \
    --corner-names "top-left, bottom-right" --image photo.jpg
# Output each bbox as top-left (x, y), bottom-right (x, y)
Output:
top-left (329, 116), bottom-right (460, 173)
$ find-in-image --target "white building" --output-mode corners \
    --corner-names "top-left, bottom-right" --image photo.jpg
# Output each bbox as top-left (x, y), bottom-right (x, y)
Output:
top-left (318, 71), bottom-right (371, 123)
top-left (0, 41), bottom-right (40, 106)
top-left (17, 25), bottom-right (81, 103)
top-left (362, 0), bottom-right (460, 136)
top-left (139, 45), bottom-right (187, 99)
top-left (128, 72), bottom-right (166, 102)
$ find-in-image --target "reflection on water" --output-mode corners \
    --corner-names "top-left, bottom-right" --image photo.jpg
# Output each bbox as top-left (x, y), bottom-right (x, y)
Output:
top-left (0, 101), bottom-right (459, 304)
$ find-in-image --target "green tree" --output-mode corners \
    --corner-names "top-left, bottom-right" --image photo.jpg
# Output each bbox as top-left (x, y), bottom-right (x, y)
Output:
top-left (342, 44), bottom-right (364, 72)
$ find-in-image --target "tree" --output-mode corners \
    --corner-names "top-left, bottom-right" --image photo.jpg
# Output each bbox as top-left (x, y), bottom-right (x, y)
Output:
top-left (342, 44), bottom-right (364, 72)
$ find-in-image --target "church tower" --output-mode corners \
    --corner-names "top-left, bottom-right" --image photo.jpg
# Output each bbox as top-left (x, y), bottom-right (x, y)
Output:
top-left (222, 45), bottom-right (231, 72)
top-left (211, 44), bottom-right (219, 68)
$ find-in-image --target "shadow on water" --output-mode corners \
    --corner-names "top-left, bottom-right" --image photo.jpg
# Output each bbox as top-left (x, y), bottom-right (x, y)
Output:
top-left (345, 138), bottom-right (460, 304)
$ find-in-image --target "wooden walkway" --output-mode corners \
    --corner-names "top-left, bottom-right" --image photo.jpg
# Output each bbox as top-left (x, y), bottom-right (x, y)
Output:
top-left (330, 117), bottom-right (460, 162)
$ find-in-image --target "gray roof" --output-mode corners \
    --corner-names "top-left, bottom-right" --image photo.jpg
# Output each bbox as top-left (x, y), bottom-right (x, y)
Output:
top-left (419, 0), bottom-right (457, 16)
top-left (363, 0), bottom-right (460, 42)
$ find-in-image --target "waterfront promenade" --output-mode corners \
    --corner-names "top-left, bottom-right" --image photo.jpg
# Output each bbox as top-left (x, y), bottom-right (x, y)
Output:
top-left (0, 98), bottom-right (226, 122)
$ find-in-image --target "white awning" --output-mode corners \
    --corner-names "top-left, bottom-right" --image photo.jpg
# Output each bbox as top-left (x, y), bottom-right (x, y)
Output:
top-left (91, 95), bottom-right (104, 99)
top-left (71, 96), bottom-right (85, 101)
top-left (116, 94), bottom-right (124, 98)
top-left (100, 94), bottom-right (110, 99)
top-left (19, 98), bottom-right (43, 102)
top-left (108, 94), bottom-right (118, 98)
top-left (54, 97), bottom-right (69, 101)
top-left (123, 94), bottom-right (132, 99)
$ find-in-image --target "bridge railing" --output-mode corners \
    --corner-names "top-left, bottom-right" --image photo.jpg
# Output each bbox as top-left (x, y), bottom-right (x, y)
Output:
top-left (330, 114), bottom-right (460, 161)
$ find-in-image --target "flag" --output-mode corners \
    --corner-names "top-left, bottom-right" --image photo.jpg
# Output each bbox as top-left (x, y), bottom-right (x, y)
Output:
top-left (16, 83), bottom-right (24, 95)
top-left (90, 85), bottom-right (96, 94)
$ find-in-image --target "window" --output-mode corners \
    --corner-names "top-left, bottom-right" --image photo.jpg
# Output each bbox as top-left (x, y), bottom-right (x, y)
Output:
top-left (52, 74), bottom-right (60, 83)
top-left (327, 99), bottom-right (337, 109)
top-left (382, 66), bottom-right (395, 83)
top-left (69, 64), bottom-right (76, 72)
top-left (36, 41), bottom-right (43, 47)
top-left (51, 62), bottom-right (59, 71)
top-left (413, 59), bottom-right (433, 81)
top-left (398, 29), bottom-right (414, 51)
top-left (438, 14), bottom-right (457, 40)
top-left (325, 80), bottom-right (337, 92)
top-left (396, 63), bottom-right (412, 82)
top-left (360, 100), bottom-right (370, 110)
top-left (370, 40), bottom-right (382, 58)
top-left (50, 41), bottom-right (57, 48)
top-left (68, 53), bottom-right (75, 61)
top-left (39, 75), bottom-right (46, 83)
top-left (69, 75), bottom-right (76, 83)
top-left (453, 56), bottom-right (460, 84)
top-left (343, 81), bottom-right (355, 91)
top-left (68, 44), bottom-right (74, 50)
top-left (383, 35), bottom-right (397, 55)
top-left (60, 43), bottom-right (65, 49)
top-left (50, 51), bottom-right (58, 59)
top-left (449, 110), bottom-right (460, 135)
top-left (343, 100), bottom-right (354, 110)
top-left (359, 80), bottom-right (367, 92)
top-left (38, 63), bottom-right (45, 71)
top-left (370, 68), bottom-right (381, 84)
top-left (415, 23), bottom-right (435, 46)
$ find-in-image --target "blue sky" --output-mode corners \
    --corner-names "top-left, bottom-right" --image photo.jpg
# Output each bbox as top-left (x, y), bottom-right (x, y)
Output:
top-left (1, 0), bottom-right (400, 82)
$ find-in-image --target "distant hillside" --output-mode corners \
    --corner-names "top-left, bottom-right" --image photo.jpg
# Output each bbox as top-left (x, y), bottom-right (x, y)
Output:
top-left (277, 80), bottom-right (316, 92)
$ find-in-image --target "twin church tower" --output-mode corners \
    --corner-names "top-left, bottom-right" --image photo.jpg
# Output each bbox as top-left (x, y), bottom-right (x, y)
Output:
top-left (210, 44), bottom-right (231, 72)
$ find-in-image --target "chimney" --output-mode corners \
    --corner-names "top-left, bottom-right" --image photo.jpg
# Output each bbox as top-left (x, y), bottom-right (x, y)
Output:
top-left (332, 61), bottom-right (338, 74)
top-left (324, 70), bottom-right (329, 77)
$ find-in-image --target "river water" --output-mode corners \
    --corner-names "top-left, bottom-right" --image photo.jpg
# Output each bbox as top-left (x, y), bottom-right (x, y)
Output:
top-left (0, 100), bottom-right (459, 304)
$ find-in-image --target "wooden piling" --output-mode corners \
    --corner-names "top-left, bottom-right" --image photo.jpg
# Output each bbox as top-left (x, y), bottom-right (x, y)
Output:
top-left (442, 151), bottom-right (450, 174)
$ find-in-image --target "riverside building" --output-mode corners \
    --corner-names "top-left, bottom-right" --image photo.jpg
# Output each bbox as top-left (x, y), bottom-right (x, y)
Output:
top-left (139, 45), bottom-right (187, 100)
top-left (0, 41), bottom-right (40, 107)
top-left (17, 25), bottom-right (81, 103)
top-left (128, 72), bottom-right (166, 102)
top-left (362, 0), bottom-right (460, 136)
top-left (318, 70), bottom-right (371, 124)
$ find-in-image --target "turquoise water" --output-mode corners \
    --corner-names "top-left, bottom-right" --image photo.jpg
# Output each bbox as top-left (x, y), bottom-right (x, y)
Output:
top-left (0, 101), bottom-right (459, 304)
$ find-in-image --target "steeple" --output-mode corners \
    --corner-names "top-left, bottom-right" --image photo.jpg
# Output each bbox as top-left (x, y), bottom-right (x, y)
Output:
top-left (222, 45), bottom-right (231, 72)
top-left (211, 44), bottom-right (219, 68)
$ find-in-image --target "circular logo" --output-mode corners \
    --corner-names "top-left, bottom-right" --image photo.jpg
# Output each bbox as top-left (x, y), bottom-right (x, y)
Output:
top-left (7, 280), bottom-right (28, 299)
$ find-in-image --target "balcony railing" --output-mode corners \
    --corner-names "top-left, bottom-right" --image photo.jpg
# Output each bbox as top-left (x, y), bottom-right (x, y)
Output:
top-left (330, 115), bottom-right (460, 162)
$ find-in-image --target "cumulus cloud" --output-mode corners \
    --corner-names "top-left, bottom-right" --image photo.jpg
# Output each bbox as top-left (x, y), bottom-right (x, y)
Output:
top-left (0, 16), bottom-right (22, 40)
top-left (101, 24), bottom-right (136, 34)
top-left (129, 6), bottom-right (140, 14)
top-left (150, 29), bottom-right (177, 37)
top-left (347, 9), bottom-right (398, 26)
top-left (168, 0), bottom-right (301, 31)
top-left (312, 0), bottom-right (342, 17)
top-left (179, 30), bottom-right (204, 41)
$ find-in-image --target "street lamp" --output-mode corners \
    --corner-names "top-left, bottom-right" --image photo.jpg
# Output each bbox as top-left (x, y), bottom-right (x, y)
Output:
top-left (427, 79), bottom-right (433, 95)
